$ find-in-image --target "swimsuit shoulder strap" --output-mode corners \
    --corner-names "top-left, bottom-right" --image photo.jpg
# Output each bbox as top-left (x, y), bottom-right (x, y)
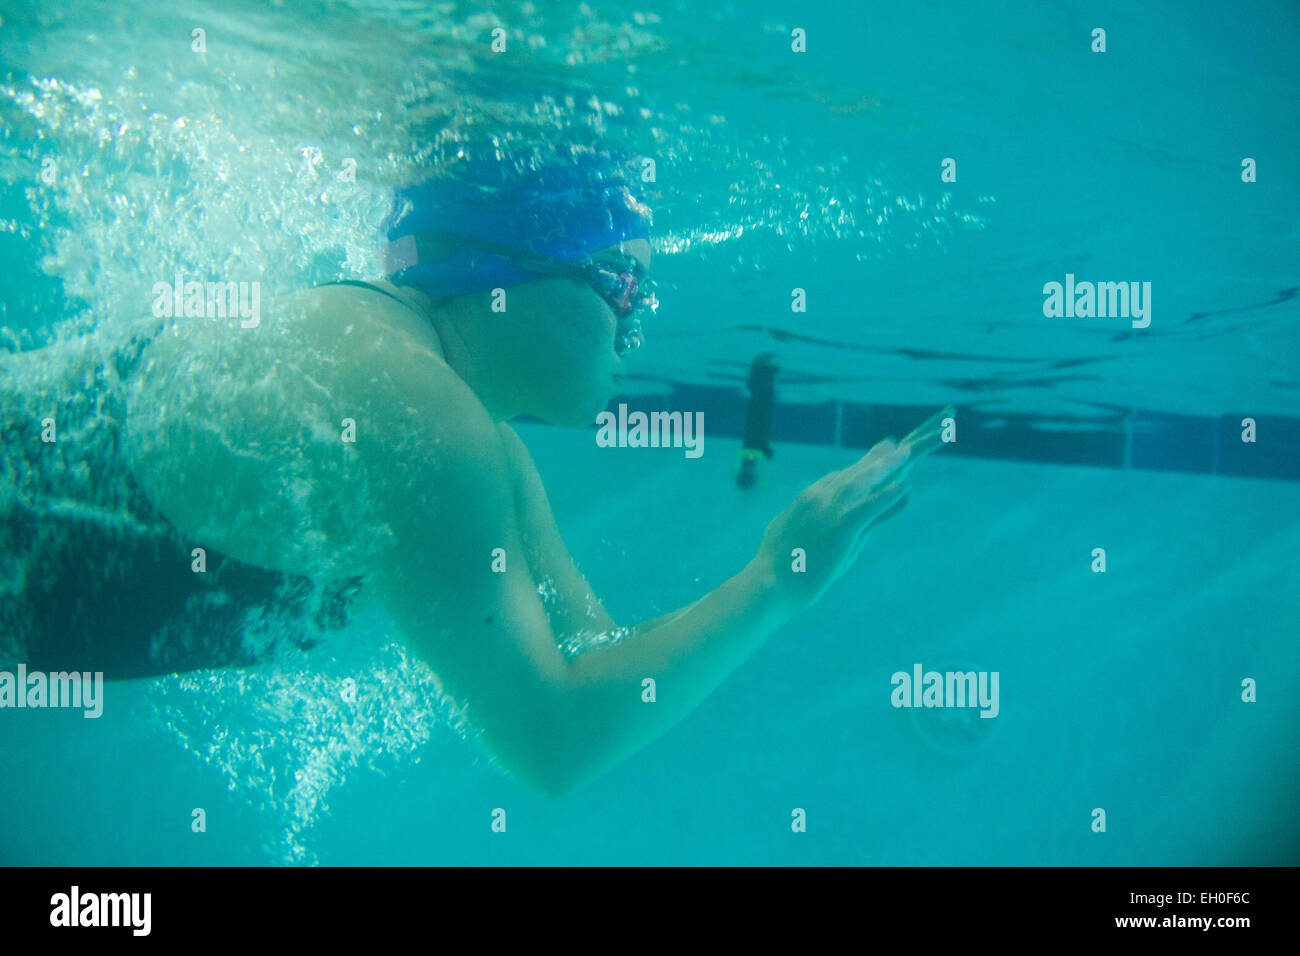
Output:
top-left (321, 279), bottom-right (434, 323)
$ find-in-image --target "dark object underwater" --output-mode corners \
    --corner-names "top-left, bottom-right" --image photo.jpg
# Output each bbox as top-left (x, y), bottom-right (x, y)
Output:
top-left (737, 353), bottom-right (778, 490)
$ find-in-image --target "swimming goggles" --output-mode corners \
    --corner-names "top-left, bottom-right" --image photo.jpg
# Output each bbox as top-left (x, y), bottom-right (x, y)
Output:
top-left (383, 229), bottom-right (656, 354)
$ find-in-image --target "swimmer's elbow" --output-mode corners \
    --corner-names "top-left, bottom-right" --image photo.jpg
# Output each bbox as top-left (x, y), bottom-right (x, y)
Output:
top-left (493, 678), bottom-right (619, 799)
top-left (521, 767), bottom-right (583, 800)
top-left (496, 737), bottom-right (588, 799)
top-left (523, 756), bottom-right (607, 800)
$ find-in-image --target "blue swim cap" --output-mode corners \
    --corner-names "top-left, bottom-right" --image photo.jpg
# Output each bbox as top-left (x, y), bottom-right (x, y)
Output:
top-left (381, 154), bottom-right (652, 297)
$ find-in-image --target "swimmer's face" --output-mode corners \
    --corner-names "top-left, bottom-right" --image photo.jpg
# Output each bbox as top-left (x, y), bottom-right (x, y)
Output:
top-left (511, 238), bottom-right (651, 427)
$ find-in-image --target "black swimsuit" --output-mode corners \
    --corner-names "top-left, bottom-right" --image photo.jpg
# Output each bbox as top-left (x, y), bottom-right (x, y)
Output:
top-left (0, 283), bottom-right (415, 680)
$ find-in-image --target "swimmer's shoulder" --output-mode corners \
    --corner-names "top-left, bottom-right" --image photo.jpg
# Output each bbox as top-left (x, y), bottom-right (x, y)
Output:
top-left (308, 279), bottom-right (446, 360)
top-left (121, 278), bottom-right (492, 579)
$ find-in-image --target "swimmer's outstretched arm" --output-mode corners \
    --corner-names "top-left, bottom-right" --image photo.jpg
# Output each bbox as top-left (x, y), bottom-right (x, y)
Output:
top-left (474, 413), bottom-right (945, 795)
top-left (361, 369), bottom-right (933, 798)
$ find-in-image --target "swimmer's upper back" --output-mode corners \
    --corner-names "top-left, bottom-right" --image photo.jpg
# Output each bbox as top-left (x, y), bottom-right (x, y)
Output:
top-left (121, 282), bottom-right (462, 580)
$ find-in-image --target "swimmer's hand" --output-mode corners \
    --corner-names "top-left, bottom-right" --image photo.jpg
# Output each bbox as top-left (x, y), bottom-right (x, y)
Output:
top-left (754, 405), bottom-right (952, 610)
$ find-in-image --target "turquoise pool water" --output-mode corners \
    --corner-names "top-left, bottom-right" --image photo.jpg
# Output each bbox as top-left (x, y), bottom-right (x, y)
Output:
top-left (1, 0), bottom-right (1297, 865)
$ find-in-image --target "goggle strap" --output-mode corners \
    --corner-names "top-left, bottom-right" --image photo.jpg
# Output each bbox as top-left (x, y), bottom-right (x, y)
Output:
top-left (385, 228), bottom-right (621, 279)
top-left (383, 229), bottom-right (651, 321)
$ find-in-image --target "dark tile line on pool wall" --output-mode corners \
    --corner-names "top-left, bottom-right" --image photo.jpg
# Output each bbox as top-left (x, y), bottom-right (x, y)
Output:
top-left (521, 385), bottom-right (1300, 482)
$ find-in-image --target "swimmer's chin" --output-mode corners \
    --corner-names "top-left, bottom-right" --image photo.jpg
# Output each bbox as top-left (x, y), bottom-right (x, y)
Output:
top-left (539, 397), bottom-right (614, 429)
top-left (537, 372), bottom-right (625, 427)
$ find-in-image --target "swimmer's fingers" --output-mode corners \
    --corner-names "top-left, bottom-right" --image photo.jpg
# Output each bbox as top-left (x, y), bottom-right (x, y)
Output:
top-left (842, 478), bottom-right (904, 530)
top-left (849, 485), bottom-right (910, 559)
top-left (837, 403), bottom-right (952, 500)
top-left (796, 439), bottom-right (897, 505)
top-left (822, 479), bottom-right (909, 575)
top-left (897, 404), bottom-right (955, 461)
top-left (841, 438), bottom-right (911, 493)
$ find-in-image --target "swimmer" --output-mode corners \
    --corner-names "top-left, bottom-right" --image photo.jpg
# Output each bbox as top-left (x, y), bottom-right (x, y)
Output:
top-left (736, 352), bottom-right (778, 490)
top-left (2, 155), bottom-right (952, 796)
